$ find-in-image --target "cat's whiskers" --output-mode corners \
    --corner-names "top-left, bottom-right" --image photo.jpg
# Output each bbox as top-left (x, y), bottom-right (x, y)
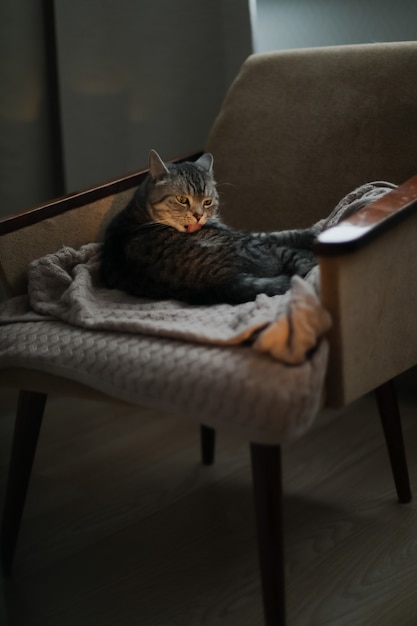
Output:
top-left (216, 182), bottom-right (237, 191)
top-left (136, 221), bottom-right (170, 233)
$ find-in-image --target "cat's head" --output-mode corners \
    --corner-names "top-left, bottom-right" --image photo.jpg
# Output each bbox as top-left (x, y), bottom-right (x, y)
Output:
top-left (145, 149), bottom-right (219, 232)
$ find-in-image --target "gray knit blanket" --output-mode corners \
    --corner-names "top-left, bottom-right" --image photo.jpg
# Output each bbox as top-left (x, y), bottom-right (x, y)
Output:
top-left (0, 182), bottom-right (395, 443)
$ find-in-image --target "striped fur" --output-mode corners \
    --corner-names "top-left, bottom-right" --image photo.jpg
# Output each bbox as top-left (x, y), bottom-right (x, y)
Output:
top-left (100, 151), bottom-right (318, 305)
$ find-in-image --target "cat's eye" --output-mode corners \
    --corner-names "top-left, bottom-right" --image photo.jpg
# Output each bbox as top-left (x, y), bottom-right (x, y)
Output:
top-left (203, 199), bottom-right (213, 207)
top-left (176, 195), bottom-right (189, 205)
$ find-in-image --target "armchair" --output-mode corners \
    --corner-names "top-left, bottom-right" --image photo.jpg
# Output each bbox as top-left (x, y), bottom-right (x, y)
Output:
top-left (1, 42), bottom-right (417, 626)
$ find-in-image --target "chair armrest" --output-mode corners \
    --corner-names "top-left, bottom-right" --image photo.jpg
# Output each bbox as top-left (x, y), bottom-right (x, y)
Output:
top-left (315, 174), bottom-right (417, 255)
top-left (315, 175), bottom-right (417, 407)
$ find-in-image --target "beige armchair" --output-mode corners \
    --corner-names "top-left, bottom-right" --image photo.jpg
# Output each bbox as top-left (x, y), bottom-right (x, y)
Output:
top-left (1, 42), bottom-right (417, 626)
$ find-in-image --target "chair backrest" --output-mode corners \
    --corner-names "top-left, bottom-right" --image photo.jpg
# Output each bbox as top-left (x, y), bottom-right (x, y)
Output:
top-left (206, 41), bottom-right (417, 232)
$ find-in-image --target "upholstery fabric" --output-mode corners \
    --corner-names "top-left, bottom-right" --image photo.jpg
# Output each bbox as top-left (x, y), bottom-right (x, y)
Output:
top-left (0, 319), bottom-right (328, 444)
top-left (206, 42), bottom-right (417, 232)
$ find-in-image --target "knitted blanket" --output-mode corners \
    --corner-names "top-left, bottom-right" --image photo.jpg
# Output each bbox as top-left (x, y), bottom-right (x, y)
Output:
top-left (0, 181), bottom-right (395, 443)
top-left (1, 247), bottom-right (330, 363)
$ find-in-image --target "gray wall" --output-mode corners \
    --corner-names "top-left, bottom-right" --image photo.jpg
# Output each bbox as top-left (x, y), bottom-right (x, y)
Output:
top-left (55, 0), bottom-right (254, 192)
top-left (254, 0), bottom-right (417, 52)
top-left (0, 1), bottom-right (59, 216)
top-left (0, 0), bottom-right (253, 216)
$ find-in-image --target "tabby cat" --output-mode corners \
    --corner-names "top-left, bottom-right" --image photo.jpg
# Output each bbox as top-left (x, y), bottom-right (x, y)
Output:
top-left (100, 150), bottom-right (319, 305)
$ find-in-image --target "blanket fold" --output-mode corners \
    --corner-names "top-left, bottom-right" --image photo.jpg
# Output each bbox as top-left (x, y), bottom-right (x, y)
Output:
top-left (0, 244), bottom-right (330, 365)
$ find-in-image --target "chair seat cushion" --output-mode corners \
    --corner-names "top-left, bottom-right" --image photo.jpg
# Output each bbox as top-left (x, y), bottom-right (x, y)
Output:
top-left (0, 316), bottom-right (328, 444)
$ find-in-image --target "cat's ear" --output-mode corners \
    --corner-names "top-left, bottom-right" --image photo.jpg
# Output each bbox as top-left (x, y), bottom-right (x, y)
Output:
top-left (195, 153), bottom-right (214, 174)
top-left (148, 149), bottom-right (169, 180)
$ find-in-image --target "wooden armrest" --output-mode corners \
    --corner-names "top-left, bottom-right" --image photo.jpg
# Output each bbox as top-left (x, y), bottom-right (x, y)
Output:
top-left (0, 152), bottom-right (202, 236)
top-left (317, 174), bottom-right (417, 408)
top-left (315, 174), bottom-right (417, 255)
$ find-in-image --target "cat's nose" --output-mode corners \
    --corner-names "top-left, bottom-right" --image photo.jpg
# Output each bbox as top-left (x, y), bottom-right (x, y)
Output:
top-left (193, 212), bottom-right (203, 222)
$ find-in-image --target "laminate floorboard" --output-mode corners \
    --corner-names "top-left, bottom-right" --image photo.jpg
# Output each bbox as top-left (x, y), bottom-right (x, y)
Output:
top-left (1, 369), bottom-right (417, 626)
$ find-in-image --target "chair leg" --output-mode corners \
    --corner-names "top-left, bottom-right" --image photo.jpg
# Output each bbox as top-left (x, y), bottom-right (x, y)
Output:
top-left (1, 390), bottom-right (47, 576)
top-left (250, 443), bottom-right (285, 626)
top-left (375, 379), bottom-right (412, 504)
top-left (200, 424), bottom-right (216, 465)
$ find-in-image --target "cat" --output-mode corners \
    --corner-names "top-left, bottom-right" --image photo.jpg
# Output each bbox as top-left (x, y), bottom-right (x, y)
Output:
top-left (100, 149), bottom-right (320, 305)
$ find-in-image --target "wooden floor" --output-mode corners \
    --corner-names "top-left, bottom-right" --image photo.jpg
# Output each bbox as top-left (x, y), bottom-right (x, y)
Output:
top-left (1, 370), bottom-right (417, 626)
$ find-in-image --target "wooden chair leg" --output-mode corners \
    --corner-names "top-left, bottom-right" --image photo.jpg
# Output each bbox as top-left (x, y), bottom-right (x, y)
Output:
top-left (250, 443), bottom-right (285, 626)
top-left (1, 390), bottom-right (47, 576)
top-left (200, 424), bottom-right (216, 465)
top-left (375, 379), bottom-right (412, 503)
